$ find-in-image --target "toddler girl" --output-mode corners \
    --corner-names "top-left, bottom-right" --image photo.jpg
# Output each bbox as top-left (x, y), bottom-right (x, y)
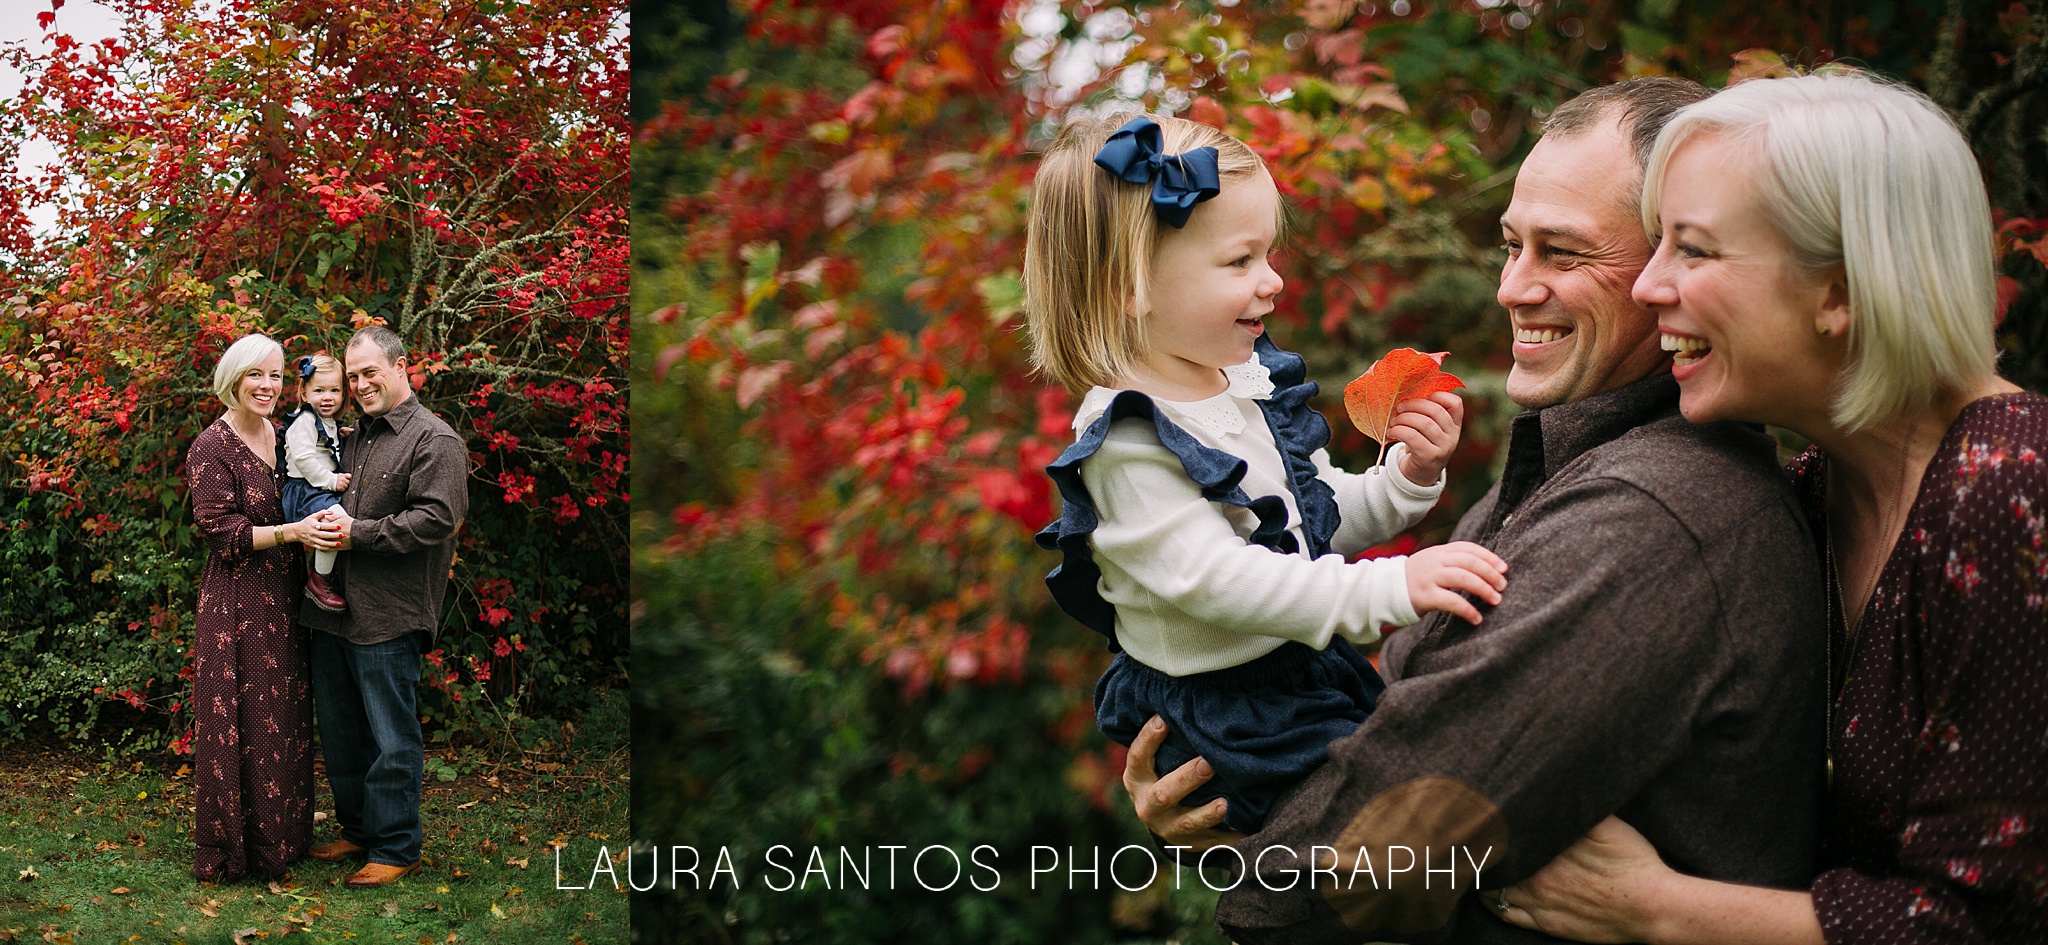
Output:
top-left (1028, 114), bottom-right (1508, 833)
top-left (282, 354), bottom-right (351, 612)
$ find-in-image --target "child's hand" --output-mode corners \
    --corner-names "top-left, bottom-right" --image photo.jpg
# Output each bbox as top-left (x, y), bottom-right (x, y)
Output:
top-left (1403, 540), bottom-right (1508, 625)
top-left (333, 472), bottom-right (351, 491)
top-left (339, 425), bottom-right (356, 437)
top-left (1388, 390), bottom-right (1464, 486)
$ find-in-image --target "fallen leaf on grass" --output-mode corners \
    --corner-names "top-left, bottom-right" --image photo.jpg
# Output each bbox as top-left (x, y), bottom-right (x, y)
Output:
top-left (546, 838), bottom-right (568, 853)
top-left (455, 800), bottom-right (478, 810)
top-left (1343, 348), bottom-right (1466, 463)
top-left (16, 866), bottom-right (35, 882)
top-left (111, 887), bottom-right (130, 895)
top-left (312, 811), bottom-right (327, 823)
top-left (197, 899), bottom-right (222, 918)
top-left (267, 881), bottom-right (285, 895)
top-left (228, 928), bottom-right (260, 945)
top-left (450, 868), bottom-right (470, 879)
top-left (380, 902), bottom-right (399, 919)
top-left (506, 857), bottom-right (528, 869)
top-left (489, 904), bottom-right (507, 920)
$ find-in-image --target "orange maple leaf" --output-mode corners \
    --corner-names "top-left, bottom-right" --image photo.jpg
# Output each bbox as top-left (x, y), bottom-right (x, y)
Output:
top-left (1343, 348), bottom-right (1465, 465)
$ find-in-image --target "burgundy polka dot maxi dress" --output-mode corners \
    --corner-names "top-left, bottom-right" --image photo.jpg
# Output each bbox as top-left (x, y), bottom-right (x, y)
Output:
top-left (1791, 392), bottom-right (2048, 943)
top-left (185, 418), bottom-right (314, 882)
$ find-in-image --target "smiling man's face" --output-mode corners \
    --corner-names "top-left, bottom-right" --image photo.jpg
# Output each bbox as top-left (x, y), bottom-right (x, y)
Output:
top-left (346, 338), bottom-right (412, 418)
top-left (1497, 116), bottom-right (1670, 410)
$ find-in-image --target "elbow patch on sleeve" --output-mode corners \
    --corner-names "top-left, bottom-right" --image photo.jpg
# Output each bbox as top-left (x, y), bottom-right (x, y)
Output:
top-left (1317, 776), bottom-right (1507, 934)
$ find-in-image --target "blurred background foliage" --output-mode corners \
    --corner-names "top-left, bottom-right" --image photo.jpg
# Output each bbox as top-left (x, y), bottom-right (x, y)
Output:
top-left (634, 0), bottom-right (2047, 941)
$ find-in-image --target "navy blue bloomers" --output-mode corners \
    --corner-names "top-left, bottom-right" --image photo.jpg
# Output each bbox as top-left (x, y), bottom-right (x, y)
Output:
top-left (1035, 336), bottom-right (1387, 834)
top-left (281, 476), bottom-right (343, 523)
top-left (1095, 639), bottom-right (1382, 833)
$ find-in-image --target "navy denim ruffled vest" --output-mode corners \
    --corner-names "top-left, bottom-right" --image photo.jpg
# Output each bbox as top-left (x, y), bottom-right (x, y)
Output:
top-left (1033, 335), bottom-right (1342, 651)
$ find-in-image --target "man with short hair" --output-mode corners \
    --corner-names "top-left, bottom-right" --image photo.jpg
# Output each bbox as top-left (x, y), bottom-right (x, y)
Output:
top-left (1129, 79), bottom-right (1827, 943)
top-left (301, 325), bottom-right (469, 888)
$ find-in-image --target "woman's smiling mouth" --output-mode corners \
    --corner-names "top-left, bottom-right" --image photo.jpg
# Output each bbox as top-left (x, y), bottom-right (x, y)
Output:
top-left (1661, 332), bottom-right (1712, 366)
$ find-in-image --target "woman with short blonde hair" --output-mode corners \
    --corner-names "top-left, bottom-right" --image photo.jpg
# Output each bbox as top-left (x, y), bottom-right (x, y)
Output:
top-left (185, 332), bottom-right (344, 882)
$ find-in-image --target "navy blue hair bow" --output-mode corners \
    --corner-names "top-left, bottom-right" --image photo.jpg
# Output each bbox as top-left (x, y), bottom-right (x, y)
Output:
top-left (1092, 117), bottom-right (1220, 229)
top-left (297, 356), bottom-right (317, 380)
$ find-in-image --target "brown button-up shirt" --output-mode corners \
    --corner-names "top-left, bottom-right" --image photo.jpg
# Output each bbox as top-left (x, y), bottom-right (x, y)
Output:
top-left (300, 393), bottom-right (469, 646)
top-left (1217, 374), bottom-right (1826, 944)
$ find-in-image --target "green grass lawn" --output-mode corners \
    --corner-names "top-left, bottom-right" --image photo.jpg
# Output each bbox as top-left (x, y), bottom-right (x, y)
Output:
top-left (0, 744), bottom-right (628, 944)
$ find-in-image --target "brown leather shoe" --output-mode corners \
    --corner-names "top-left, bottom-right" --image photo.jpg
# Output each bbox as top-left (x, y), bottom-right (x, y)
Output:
top-left (306, 571), bottom-right (347, 612)
top-left (344, 861), bottom-right (422, 887)
top-left (306, 839), bottom-right (366, 862)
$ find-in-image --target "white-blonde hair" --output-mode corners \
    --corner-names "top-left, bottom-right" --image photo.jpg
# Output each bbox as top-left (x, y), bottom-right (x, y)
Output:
top-left (1640, 68), bottom-right (1999, 433)
top-left (212, 333), bottom-right (284, 410)
top-left (1023, 112), bottom-right (1271, 393)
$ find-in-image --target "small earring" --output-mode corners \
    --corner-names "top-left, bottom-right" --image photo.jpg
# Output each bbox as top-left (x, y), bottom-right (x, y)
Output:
top-left (1817, 324), bottom-right (1830, 337)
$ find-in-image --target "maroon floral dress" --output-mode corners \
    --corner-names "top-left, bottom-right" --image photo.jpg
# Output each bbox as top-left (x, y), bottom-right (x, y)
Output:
top-left (1791, 392), bottom-right (2048, 943)
top-left (186, 418), bottom-right (313, 881)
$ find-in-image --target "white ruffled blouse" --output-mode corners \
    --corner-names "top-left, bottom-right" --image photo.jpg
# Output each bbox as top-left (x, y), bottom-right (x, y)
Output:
top-left (1072, 353), bottom-right (1444, 676)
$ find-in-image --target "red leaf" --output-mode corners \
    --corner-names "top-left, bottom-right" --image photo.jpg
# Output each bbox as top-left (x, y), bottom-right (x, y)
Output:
top-left (1995, 276), bottom-right (2020, 329)
top-left (1186, 96), bottom-right (1229, 129)
top-left (1343, 348), bottom-right (1465, 444)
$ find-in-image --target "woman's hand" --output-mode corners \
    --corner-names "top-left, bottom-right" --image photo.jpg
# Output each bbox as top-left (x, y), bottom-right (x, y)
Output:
top-left (296, 510), bottom-right (345, 551)
top-left (1123, 716), bottom-right (1245, 850)
top-left (1499, 816), bottom-right (1670, 943)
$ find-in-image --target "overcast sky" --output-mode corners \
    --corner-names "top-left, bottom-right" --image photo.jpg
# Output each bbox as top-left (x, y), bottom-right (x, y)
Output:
top-left (1, 1), bottom-right (127, 235)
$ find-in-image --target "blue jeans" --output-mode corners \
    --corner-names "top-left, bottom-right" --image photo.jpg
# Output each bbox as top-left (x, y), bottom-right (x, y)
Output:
top-left (310, 630), bottom-right (425, 866)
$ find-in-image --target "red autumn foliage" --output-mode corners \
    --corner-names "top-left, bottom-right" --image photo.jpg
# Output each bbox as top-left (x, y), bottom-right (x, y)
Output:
top-left (0, 0), bottom-right (628, 747)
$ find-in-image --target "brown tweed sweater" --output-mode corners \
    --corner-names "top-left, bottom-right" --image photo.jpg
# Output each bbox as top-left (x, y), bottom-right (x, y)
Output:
top-left (1215, 373), bottom-right (1827, 944)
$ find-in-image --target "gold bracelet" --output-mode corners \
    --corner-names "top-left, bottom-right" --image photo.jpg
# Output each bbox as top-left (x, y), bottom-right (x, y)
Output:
top-left (274, 525), bottom-right (283, 545)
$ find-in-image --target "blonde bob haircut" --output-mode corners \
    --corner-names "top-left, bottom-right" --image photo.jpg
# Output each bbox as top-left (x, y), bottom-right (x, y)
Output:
top-left (212, 333), bottom-right (285, 410)
top-left (1024, 112), bottom-right (1270, 393)
top-left (1640, 68), bottom-right (1999, 433)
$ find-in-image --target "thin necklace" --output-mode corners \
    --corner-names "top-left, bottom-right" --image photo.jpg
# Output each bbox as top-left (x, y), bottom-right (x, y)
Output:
top-left (1823, 422), bottom-right (1915, 787)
